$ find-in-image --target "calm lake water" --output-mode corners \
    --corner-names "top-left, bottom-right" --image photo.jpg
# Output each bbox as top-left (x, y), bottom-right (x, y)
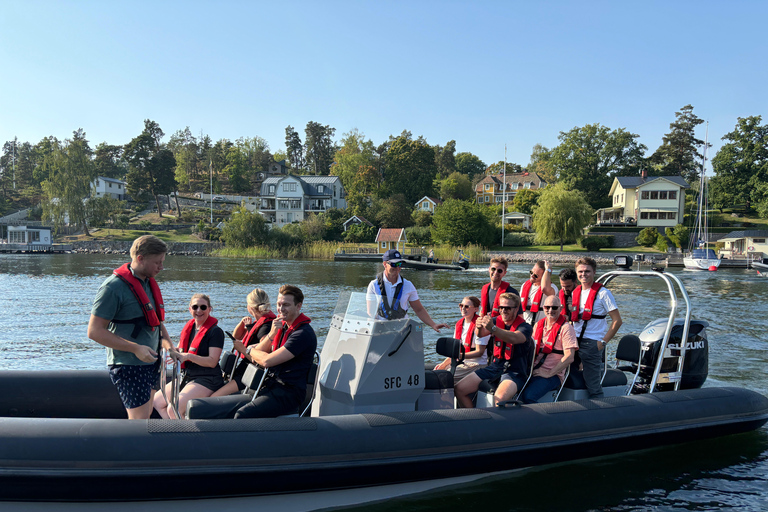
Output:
top-left (1, 253), bottom-right (767, 510)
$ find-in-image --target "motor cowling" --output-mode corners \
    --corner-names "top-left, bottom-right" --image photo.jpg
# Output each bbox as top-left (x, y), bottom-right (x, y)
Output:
top-left (637, 318), bottom-right (709, 391)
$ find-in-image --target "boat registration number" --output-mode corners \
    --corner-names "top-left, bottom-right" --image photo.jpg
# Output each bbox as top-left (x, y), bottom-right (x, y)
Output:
top-left (384, 374), bottom-right (420, 389)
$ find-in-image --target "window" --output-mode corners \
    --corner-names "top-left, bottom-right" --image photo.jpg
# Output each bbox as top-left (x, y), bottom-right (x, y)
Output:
top-left (512, 183), bottom-right (519, 190)
top-left (669, 190), bottom-right (677, 200)
top-left (268, 185), bottom-right (275, 194)
top-left (621, 193), bottom-right (624, 202)
top-left (381, 242), bottom-right (387, 249)
top-left (668, 212), bottom-right (676, 220)
top-left (496, 196), bottom-right (502, 203)
top-left (9, 231), bottom-right (25, 243)
top-left (283, 182), bottom-right (297, 192)
top-left (524, 182), bottom-right (531, 189)
top-left (641, 191), bottom-right (649, 200)
top-left (484, 184), bottom-right (491, 191)
top-left (95, 180), bottom-right (100, 187)
top-left (658, 212), bottom-right (666, 220)
top-left (30, 231), bottom-right (40, 242)
top-left (318, 185), bottom-right (324, 193)
top-left (650, 191), bottom-right (659, 200)
top-left (640, 212), bottom-right (649, 219)
top-left (649, 212), bottom-right (658, 219)
top-left (659, 191), bottom-right (667, 199)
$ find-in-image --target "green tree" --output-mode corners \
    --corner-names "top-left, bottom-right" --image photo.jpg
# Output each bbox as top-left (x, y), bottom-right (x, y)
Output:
top-left (86, 195), bottom-right (126, 228)
top-left (412, 209), bottom-right (433, 227)
top-left (486, 161), bottom-right (523, 175)
top-left (375, 194), bottom-right (413, 228)
top-left (528, 143), bottom-right (557, 184)
top-left (344, 223), bottom-right (376, 243)
top-left (711, 115), bottom-right (768, 210)
top-left (549, 124), bottom-right (647, 209)
top-left (455, 152), bottom-right (486, 181)
top-left (431, 199), bottom-right (495, 246)
top-left (531, 183), bottom-right (593, 251)
top-left (332, 129), bottom-right (378, 194)
top-left (434, 140), bottom-right (456, 178)
top-left (512, 188), bottom-right (540, 215)
top-left (665, 224), bottom-right (690, 249)
top-left (220, 206), bottom-right (269, 248)
top-left (383, 133), bottom-right (436, 204)
top-left (648, 105), bottom-right (706, 183)
top-left (94, 143), bottom-right (126, 179)
top-left (125, 120), bottom-right (176, 216)
top-left (636, 227), bottom-right (659, 247)
top-left (439, 171), bottom-right (473, 200)
top-left (224, 145), bottom-right (250, 192)
top-left (304, 121), bottom-right (336, 175)
top-left (655, 233), bottom-right (670, 253)
top-left (285, 126), bottom-right (304, 171)
top-left (40, 129), bottom-right (96, 235)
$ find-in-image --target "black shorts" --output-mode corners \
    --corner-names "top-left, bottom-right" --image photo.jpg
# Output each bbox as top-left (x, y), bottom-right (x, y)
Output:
top-left (182, 372), bottom-right (224, 392)
top-left (108, 360), bottom-right (161, 410)
top-left (474, 361), bottom-right (527, 390)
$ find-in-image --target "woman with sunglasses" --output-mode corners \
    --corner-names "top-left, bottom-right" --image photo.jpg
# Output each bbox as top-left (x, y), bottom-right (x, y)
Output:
top-left (434, 296), bottom-right (490, 384)
top-left (153, 294), bottom-right (225, 418)
top-left (211, 289), bottom-right (276, 397)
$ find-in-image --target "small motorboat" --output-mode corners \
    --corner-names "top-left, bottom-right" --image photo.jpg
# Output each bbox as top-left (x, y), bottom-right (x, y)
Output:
top-left (0, 269), bottom-right (766, 507)
top-left (401, 249), bottom-right (470, 271)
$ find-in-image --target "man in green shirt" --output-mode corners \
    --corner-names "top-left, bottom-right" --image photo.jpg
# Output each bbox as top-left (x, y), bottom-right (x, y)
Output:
top-left (88, 235), bottom-right (174, 419)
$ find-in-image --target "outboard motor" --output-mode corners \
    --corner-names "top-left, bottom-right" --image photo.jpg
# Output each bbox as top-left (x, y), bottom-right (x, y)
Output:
top-left (632, 318), bottom-right (709, 393)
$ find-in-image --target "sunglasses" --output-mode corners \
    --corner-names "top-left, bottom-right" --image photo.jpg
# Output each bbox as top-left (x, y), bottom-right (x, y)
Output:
top-left (489, 267), bottom-right (504, 274)
top-left (458, 303), bottom-right (474, 309)
top-left (388, 261), bottom-right (403, 268)
top-left (529, 270), bottom-right (539, 278)
top-left (497, 305), bottom-right (514, 312)
top-left (191, 304), bottom-right (208, 311)
top-left (543, 305), bottom-right (560, 311)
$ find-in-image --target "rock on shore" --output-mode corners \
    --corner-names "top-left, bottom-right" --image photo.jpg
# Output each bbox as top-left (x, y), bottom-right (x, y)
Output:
top-left (71, 241), bottom-right (220, 256)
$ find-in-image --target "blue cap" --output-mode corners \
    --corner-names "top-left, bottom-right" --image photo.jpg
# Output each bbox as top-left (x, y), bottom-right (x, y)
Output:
top-left (382, 249), bottom-right (403, 263)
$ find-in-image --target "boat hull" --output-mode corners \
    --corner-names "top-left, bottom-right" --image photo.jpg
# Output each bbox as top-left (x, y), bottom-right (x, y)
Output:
top-left (683, 257), bottom-right (722, 270)
top-left (0, 371), bottom-right (766, 503)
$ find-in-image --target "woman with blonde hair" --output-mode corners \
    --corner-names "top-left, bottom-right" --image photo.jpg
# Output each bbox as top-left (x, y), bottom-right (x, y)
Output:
top-left (211, 288), bottom-right (276, 397)
top-left (154, 294), bottom-right (225, 418)
top-left (434, 296), bottom-right (490, 384)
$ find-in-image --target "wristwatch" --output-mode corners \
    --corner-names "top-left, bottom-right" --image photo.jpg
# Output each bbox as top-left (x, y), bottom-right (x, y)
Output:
top-left (546, 268), bottom-right (552, 273)
top-left (490, 324), bottom-right (497, 333)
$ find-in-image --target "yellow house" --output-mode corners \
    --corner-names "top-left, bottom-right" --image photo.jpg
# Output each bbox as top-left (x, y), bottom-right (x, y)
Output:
top-left (596, 174), bottom-right (689, 228)
top-left (375, 228), bottom-right (407, 254)
top-left (718, 230), bottom-right (768, 259)
top-left (475, 172), bottom-right (546, 205)
top-left (414, 196), bottom-right (441, 214)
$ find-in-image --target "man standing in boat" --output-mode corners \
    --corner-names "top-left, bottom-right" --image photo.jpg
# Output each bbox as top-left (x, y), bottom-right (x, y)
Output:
top-left (572, 256), bottom-right (622, 399)
top-left (88, 235), bottom-right (174, 420)
top-left (520, 295), bottom-right (577, 403)
top-left (455, 292), bottom-right (533, 407)
top-left (366, 249), bottom-right (448, 332)
top-left (520, 260), bottom-right (558, 325)
top-left (558, 268), bottom-right (578, 319)
top-left (479, 257), bottom-right (520, 317)
top-left (235, 285), bottom-right (317, 419)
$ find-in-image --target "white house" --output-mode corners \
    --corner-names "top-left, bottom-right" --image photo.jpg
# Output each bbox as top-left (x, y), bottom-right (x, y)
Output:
top-left (596, 173), bottom-right (689, 228)
top-left (259, 175), bottom-right (346, 228)
top-left (6, 225), bottom-right (52, 246)
top-left (502, 211), bottom-right (532, 230)
top-left (718, 230), bottom-right (768, 259)
top-left (92, 177), bottom-right (128, 200)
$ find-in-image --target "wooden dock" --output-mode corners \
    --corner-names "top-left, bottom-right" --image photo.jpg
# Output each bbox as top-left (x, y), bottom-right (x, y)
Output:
top-left (0, 244), bottom-right (72, 254)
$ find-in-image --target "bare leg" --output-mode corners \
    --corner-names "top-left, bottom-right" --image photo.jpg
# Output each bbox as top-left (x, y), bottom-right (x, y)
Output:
top-left (455, 373), bottom-right (482, 408)
top-left (494, 380), bottom-right (519, 406)
top-left (126, 399), bottom-right (155, 420)
top-left (173, 382), bottom-right (215, 419)
top-left (153, 382), bottom-right (172, 419)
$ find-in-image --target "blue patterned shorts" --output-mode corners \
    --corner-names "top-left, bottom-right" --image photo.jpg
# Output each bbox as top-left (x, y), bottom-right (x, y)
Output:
top-left (108, 360), bottom-right (161, 410)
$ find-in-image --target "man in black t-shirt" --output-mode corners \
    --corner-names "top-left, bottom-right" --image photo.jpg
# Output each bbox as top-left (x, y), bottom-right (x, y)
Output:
top-left (235, 285), bottom-right (317, 419)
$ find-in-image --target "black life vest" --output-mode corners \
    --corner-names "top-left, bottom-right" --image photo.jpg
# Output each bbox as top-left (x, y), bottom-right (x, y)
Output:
top-left (178, 316), bottom-right (218, 369)
top-left (492, 315), bottom-right (525, 362)
top-left (374, 274), bottom-right (406, 320)
top-left (111, 263), bottom-right (165, 339)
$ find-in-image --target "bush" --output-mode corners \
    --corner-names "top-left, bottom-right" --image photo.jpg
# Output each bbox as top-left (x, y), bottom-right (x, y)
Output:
top-left (580, 236), bottom-right (612, 251)
top-left (139, 220), bottom-right (152, 230)
top-left (636, 227), bottom-right (659, 247)
top-left (503, 232), bottom-right (537, 246)
top-left (405, 225), bottom-right (432, 246)
top-left (655, 234), bottom-right (670, 252)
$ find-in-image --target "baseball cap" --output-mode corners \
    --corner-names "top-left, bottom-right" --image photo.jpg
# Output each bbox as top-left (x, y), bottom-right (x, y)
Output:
top-left (382, 249), bottom-right (403, 263)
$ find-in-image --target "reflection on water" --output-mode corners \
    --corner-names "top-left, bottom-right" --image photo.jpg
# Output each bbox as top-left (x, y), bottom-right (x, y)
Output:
top-left (1, 253), bottom-right (767, 510)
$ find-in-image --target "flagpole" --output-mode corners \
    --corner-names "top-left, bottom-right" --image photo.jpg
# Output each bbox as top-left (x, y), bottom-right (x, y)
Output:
top-left (501, 145), bottom-right (506, 247)
top-left (210, 159), bottom-right (213, 224)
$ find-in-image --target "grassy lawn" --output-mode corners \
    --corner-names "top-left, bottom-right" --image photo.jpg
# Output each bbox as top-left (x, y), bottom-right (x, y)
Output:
top-left (61, 228), bottom-right (206, 244)
top-left (486, 244), bottom-right (663, 253)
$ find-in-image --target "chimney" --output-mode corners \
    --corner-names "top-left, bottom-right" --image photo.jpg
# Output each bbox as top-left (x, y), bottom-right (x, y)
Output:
top-left (641, 168), bottom-right (647, 179)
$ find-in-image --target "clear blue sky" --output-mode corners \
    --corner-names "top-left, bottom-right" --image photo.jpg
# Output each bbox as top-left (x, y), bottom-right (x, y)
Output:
top-left (1, 0), bottom-right (766, 169)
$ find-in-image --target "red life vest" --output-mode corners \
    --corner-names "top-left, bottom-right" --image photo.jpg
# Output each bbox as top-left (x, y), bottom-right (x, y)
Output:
top-left (533, 315), bottom-right (567, 356)
top-left (178, 316), bottom-right (218, 369)
top-left (272, 314), bottom-right (312, 352)
top-left (570, 283), bottom-right (604, 322)
top-left (112, 263), bottom-right (165, 328)
top-left (239, 311), bottom-right (277, 359)
top-left (520, 280), bottom-right (544, 313)
top-left (454, 314), bottom-right (479, 354)
top-left (492, 315), bottom-right (525, 362)
top-left (480, 281), bottom-right (510, 317)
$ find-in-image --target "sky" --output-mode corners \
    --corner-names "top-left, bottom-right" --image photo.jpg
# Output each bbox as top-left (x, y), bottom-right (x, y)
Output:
top-left (1, 0), bottom-right (767, 171)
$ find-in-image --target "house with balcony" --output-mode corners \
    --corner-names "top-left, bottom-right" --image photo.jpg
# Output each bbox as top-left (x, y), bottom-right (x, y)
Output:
top-left (718, 230), bottom-right (768, 260)
top-left (258, 175), bottom-right (346, 228)
top-left (596, 173), bottom-right (689, 228)
top-left (92, 177), bottom-right (128, 200)
top-left (475, 172), bottom-right (546, 205)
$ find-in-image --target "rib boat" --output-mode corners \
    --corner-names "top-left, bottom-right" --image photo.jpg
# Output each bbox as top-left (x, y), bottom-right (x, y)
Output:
top-left (0, 269), bottom-right (766, 508)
